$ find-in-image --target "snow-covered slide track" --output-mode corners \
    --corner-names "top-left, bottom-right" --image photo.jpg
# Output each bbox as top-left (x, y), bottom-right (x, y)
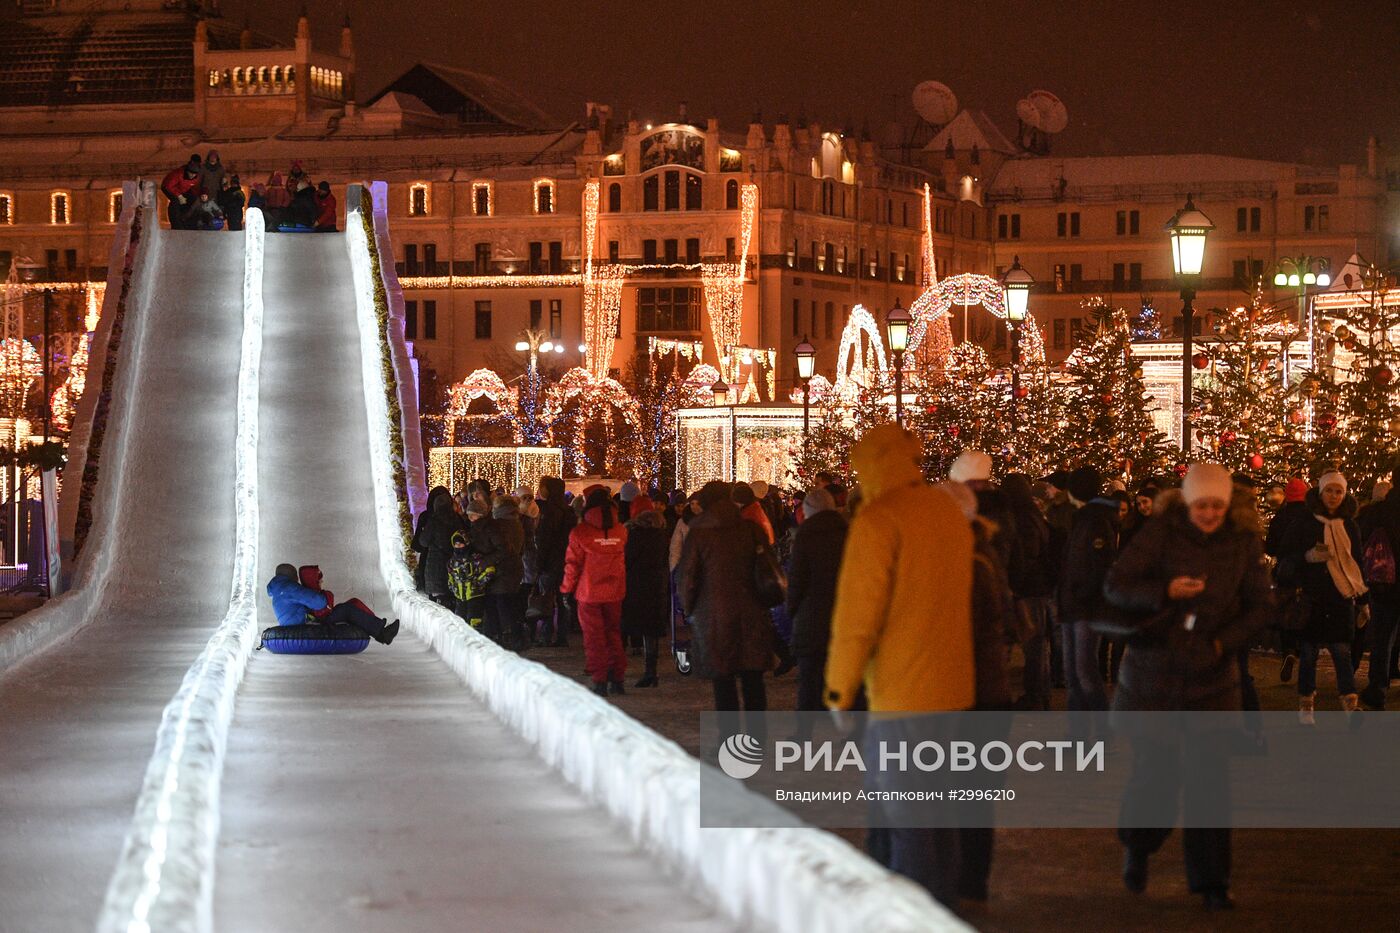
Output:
top-left (0, 223), bottom-right (244, 932)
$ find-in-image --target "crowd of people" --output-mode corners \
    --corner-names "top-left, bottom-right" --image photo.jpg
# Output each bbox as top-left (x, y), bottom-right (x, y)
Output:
top-left (407, 446), bottom-right (1400, 915)
top-left (160, 153), bottom-right (338, 233)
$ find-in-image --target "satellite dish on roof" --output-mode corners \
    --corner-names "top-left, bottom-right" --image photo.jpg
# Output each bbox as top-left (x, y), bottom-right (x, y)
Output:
top-left (1016, 98), bottom-right (1041, 129)
top-left (1028, 89), bottom-right (1069, 134)
top-left (912, 81), bottom-right (958, 126)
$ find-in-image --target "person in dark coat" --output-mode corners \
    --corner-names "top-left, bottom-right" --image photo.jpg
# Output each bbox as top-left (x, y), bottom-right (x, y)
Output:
top-left (1265, 477), bottom-right (1312, 682)
top-left (1357, 470), bottom-right (1400, 709)
top-left (413, 485), bottom-right (450, 592)
top-left (533, 476), bottom-right (576, 646)
top-left (678, 481), bottom-right (776, 724)
top-left (218, 175), bottom-right (246, 232)
top-left (1103, 464), bottom-right (1272, 911)
top-left (1276, 472), bottom-right (1369, 719)
top-left (1059, 466), bottom-right (1119, 718)
top-left (1003, 473), bottom-right (1056, 709)
top-left (423, 492), bottom-right (466, 606)
top-left (622, 504), bottom-right (670, 687)
top-left (474, 494), bottom-right (528, 649)
top-left (785, 487), bottom-right (848, 712)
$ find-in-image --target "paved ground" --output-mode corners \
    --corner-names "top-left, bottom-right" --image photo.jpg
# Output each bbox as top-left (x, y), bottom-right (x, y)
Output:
top-left (527, 636), bottom-right (1400, 933)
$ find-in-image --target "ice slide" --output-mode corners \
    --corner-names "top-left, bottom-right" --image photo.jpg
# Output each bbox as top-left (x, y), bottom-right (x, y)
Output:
top-left (1, 189), bottom-right (966, 933)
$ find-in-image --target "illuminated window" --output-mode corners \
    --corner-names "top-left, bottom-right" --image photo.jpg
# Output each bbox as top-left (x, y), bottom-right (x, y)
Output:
top-left (0, 193), bottom-right (12, 225)
top-left (409, 183), bottom-right (430, 217)
top-left (472, 182), bottom-right (492, 216)
top-left (51, 191), bottom-right (70, 224)
top-left (108, 190), bottom-right (124, 223)
top-left (533, 179), bottom-right (555, 214)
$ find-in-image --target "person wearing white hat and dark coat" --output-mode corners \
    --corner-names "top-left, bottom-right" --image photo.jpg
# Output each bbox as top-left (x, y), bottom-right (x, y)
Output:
top-left (1276, 470), bottom-right (1369, 720)
top-left (1103, 463), bottom-right (1273, 911)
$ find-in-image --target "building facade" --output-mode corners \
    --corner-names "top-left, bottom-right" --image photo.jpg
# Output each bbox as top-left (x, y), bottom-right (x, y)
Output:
top-left (0, 0), bottom-right (1389, 406)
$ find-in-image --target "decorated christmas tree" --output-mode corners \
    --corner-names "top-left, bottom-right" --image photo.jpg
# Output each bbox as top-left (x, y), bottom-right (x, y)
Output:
top-left (1006, 321), bottom-right (1068, 478)
top-left (1303, 262), bottom-right (1400, 488)
top-left (1189, 281), bottom-right (1300, 480)
top-left (913, 342), bottom-right (1010, 480)
top-left (788, 387), bottom-right (858, 488)
top-left (1060, 298), bottom-right (1170, 481)
top-left (1132, 296), bottom-right (1163, 341)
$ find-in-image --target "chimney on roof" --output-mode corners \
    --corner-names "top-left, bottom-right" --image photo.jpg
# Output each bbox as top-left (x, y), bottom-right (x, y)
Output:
top-left (340, 15), bottom-right (355, 60)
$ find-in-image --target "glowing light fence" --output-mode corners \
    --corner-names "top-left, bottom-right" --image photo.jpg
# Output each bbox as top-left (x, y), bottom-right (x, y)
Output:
top-left (95, 208), bottom-right (266, 933)
top-left (675, 405), bottom-right (805, 494)
top-left (352, 195), bottom-right (969, 933)
top-left (427, 445), bottom-right (563, 494)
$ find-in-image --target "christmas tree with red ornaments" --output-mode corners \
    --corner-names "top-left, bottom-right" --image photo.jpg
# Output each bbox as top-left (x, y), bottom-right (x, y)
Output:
top-left (1189, 281), bottom-right (1301, 482)
top-left (1303, 262), bottom-right (1400, 488)
top-left (1059, 298), bottom-right (1170, 482)
top-left (913, 341), bottom-right (1010, 480)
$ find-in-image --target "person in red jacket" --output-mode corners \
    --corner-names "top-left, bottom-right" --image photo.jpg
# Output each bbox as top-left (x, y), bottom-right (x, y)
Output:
top-left (314, 181), bottom-right (337, 232)
top-left (562, 487), bottom-right (629, 697)
top-left (160, 155), bottom-right (202, 229)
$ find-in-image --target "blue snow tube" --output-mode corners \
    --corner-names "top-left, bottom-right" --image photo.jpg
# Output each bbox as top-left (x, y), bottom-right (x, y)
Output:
top-left (259, 622), bottom-right (370, 655)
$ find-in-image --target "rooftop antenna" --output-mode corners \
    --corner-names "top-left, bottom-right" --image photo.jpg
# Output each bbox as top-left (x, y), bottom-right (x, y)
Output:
top-left (1017, 89), bottom-right (1068, 155)
top-left (905, 80), bottom-right (958, 161)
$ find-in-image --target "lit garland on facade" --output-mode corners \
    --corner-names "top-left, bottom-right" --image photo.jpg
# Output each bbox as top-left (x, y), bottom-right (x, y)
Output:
top-left (399, 274), bottom-right (583, 290)
top-left (583, 265), bottom-right (625, 379)
top-left (649, 336), bottom-right (704, 360)
top-left (700, 183), bottom-right (758, 380)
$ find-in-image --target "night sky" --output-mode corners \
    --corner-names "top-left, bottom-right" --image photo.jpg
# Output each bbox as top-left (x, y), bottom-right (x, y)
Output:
top-left (20, 1), bottom-right (1400, 165)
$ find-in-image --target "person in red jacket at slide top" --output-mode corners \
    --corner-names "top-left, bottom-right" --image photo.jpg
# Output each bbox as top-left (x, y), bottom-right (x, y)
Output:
top-left (562, 486), bottom-right (629, 697)
top-left (160, 155), bottom-right (203, 229)
top-left (314, 181), bottom-right (337, 232)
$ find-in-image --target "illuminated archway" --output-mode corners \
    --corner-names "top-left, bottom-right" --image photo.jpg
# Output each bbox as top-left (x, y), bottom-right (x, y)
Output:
top-left (832, 304), bottom-right (889, 399)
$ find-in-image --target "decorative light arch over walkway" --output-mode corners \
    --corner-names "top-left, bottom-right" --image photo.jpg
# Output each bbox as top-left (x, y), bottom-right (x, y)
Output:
top-left (832, 304), bottom-right (889, 399)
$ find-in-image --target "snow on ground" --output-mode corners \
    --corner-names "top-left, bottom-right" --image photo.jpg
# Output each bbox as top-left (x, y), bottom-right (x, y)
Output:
top-left (0, 232), bottom-right (243, 932)
top-left (211, 233), bottom-right (731, 932)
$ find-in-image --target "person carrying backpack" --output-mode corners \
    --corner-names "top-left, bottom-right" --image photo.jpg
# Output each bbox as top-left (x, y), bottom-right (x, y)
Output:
top-left (1358, 468), bottom-right (1400, 709)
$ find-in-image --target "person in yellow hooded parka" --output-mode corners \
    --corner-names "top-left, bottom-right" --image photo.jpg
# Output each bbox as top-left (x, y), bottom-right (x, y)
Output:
top-left (824, 424), bottom-right (975, 712)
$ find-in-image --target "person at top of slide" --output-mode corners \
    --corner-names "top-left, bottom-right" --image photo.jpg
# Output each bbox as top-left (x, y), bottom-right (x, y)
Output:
top-left (266, 563), bottom-right (399, 645)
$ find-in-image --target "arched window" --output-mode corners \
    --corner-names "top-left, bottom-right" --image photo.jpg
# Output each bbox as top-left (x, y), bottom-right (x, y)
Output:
top-left (725, 179), bottom-right (739, 210)
top-left (607, 182), bottom-right (621, 213)
top-left (643, 175), bottom-right (658, 212)
top-left (685, 173), bottom-right (702, 210)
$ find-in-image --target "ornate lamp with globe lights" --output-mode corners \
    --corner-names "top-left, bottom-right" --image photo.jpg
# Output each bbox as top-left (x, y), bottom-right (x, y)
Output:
top-left (1166, 195), bottom-right (1215, 452)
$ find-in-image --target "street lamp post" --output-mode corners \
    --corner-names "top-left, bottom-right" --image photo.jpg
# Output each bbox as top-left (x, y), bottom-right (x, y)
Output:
top-left (884, 300), bottom-right (910, 427)
top-left (1002, 257), bottom-right (1034, 434)
top-left (711, 377), bottom-right (729, 407)
top-left (794, 336), bottom-right (816, 447)
top-left (1166, 195), bottom-right (1215, 453)
top-left (1274, 256), bottom-right (1331, 376)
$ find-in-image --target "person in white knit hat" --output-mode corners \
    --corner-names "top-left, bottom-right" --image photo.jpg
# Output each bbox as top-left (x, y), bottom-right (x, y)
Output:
top-left (1276, 469), bottom-right (1369, 722)
top-left (1102, 461), bottom-right (1273, 910)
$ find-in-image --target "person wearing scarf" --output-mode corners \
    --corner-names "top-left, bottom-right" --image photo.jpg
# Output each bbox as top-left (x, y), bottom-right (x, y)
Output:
top-left (1278, 470), bottom-right (1370, 721)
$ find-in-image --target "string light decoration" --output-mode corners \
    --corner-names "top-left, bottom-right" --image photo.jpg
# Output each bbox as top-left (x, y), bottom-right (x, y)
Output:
top-left (0, 337), bottom-right (42, 418)
top-left (51, 331), bottom-right (91, 431)
top-left (543, 366), bottom-right (640, 475)
top-left (444, 368), bottom-right (520, 443)
top-left (683, 363), bottom-right (723, 398)
top-left (582, 179), bottom-right (599, 283)
top-left (649, 337), bottom-right (705, 360)
top-left (398, 274), bottom-right (583, 290)
top-left (427, 445), bottom-right (564, 494)
top-left (832, 304), bottom-right (890, 400)
top-left (701, 183), bottom-right (758, 379)
top-left (788, 372), bottom-right (834, 404)
top-left (921, 183), bottom-right (937, 289)
top-left (583, 265), bottom-right (625, 379)
top-left (674, 405), bottom-right (804, 489)
top-left (907, 273), bottom-right (1010, 353)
